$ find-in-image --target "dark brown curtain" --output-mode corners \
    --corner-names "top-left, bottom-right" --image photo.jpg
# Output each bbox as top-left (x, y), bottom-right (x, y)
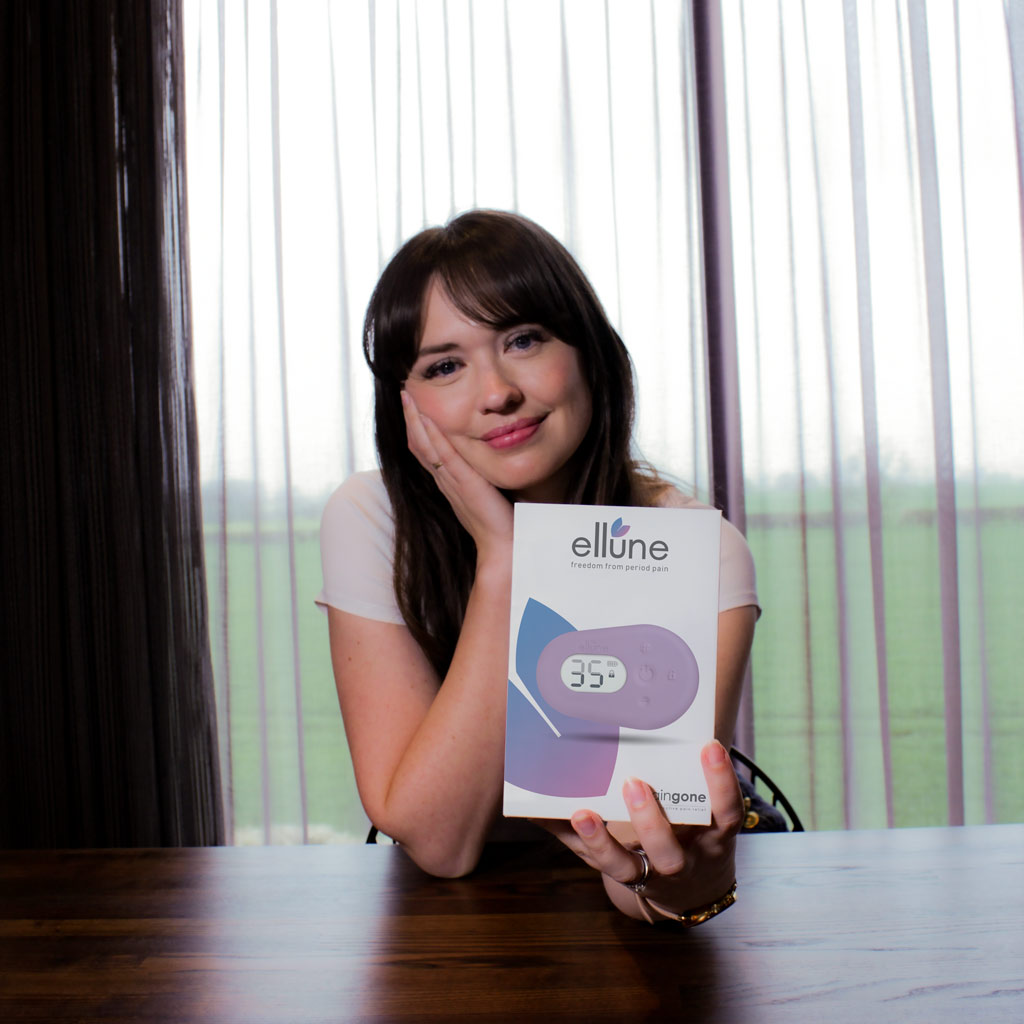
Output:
top-left (0, 1), bottom-right (223, 847)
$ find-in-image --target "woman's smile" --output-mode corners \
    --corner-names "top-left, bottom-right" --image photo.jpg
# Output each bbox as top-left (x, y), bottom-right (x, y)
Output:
top-left (405, 280), bottom-right (592, 502)
top-left (480, 416), bottom-right (546, 449)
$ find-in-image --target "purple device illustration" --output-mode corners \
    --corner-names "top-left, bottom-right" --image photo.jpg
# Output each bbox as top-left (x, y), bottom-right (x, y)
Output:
top-left (536, 624), bottom-right (699, 730)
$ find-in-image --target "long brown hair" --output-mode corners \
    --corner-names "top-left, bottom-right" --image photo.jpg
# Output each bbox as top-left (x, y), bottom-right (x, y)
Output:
top-left (363, 210), bottom-right (662, 676)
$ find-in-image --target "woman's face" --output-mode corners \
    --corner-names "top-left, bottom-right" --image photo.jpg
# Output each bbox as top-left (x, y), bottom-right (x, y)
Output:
top-left (403, 280), bottom-right (593, 503)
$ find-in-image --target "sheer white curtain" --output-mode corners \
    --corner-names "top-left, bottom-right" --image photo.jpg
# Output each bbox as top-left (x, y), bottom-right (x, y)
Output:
top-left (184, 0), bottom-right (1024, 843)
top-left (183, 0), bottom-right (710, 843)
top-left (720, 0), bottom-right (1024, 828)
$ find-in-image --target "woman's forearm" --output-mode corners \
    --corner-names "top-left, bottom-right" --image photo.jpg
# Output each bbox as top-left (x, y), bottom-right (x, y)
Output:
top-left (367, 556), bottom-right (513, 876)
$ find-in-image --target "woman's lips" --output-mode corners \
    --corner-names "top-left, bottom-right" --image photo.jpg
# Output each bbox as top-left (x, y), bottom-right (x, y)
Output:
top-left (482, 417), bottom-right (544, 450)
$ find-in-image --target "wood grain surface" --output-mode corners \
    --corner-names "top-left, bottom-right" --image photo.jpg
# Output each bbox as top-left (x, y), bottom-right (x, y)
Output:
top-left (1, 825), bottom-right (1022, 1022)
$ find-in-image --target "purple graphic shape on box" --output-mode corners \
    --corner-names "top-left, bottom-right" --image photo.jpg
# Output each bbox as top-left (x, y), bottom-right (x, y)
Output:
top-left (537, 624), bottom-right (699, 730)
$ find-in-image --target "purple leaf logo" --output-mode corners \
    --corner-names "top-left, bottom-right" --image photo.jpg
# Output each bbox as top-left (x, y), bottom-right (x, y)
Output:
top-left (610, 517), bottom-right (630, 538)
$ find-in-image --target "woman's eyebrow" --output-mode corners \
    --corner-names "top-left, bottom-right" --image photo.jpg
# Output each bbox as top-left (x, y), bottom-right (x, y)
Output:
top-left (415, 342), bottom-right (460, 358)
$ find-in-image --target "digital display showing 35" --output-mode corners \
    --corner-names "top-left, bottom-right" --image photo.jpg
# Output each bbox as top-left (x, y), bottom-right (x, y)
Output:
top-left (559, 655), bottom-right (626, 693)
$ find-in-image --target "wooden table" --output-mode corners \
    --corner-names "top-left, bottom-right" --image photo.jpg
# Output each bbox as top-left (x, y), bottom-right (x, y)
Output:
top-left (2, 825), bottom-right (1022, 1022)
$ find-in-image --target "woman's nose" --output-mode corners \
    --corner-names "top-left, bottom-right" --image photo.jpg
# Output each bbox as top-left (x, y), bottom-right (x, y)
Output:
top-left (480, 365), bottom-right (523, 412)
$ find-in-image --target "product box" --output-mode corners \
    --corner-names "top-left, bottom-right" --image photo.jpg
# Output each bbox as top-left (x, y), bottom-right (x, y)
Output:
top-left (503, 502), bottom-right (721, 825)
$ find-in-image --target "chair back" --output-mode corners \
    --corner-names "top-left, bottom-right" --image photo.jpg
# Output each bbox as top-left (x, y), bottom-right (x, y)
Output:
top-left (730, 748), bottom-right (805, 832)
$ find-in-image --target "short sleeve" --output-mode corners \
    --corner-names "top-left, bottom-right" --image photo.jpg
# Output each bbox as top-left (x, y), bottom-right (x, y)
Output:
top-left (316, 470), bottom-right (404, 624)
top-left (719, 518), bottom-right (760, 616)
top-left (657, 486), bottom-right (760, 616)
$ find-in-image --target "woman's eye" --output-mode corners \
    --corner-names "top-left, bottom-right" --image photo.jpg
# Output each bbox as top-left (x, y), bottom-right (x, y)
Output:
top-left (506, 330), bottom-right (543, 352)
top-left (423, 357), bottom-right (461, 380)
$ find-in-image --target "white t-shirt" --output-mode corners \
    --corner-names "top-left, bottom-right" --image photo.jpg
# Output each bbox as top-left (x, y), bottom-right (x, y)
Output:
top-left (317, 470), bottom-right (759, 620)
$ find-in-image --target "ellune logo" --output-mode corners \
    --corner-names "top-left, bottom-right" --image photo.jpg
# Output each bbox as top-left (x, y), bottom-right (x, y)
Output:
top-left (571, 518), bottom-right (669, 561)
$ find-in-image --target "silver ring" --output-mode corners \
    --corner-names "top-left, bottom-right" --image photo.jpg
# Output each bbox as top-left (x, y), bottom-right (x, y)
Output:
top-left (623, 848), bottom-right (651, 893)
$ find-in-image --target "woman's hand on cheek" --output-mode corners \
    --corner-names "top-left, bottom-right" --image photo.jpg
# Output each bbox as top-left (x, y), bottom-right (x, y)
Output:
top-left (535, 740), bottom-right (743, 917)
top-left (401, 390), bottom-right (514, 563)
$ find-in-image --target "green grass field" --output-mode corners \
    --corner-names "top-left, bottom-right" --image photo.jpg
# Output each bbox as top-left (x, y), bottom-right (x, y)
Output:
top-left (204, 481), bottom-right (1024, 841)
top-left (745, 480), bottom-right (1024, 829)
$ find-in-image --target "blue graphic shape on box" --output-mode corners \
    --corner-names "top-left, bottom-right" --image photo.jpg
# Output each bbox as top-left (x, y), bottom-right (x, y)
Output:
top-left (505, 598), bottom-right (618, 797)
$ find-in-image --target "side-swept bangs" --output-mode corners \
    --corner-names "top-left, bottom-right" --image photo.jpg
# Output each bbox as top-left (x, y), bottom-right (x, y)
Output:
top-left (436, 211), bottom-right (601, 349)
top-left (363, 210), bottom-right (628, 392)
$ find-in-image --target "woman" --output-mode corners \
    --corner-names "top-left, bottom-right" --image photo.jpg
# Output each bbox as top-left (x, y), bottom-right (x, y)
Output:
top-left (319, 210), bottom-right (758, 923)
